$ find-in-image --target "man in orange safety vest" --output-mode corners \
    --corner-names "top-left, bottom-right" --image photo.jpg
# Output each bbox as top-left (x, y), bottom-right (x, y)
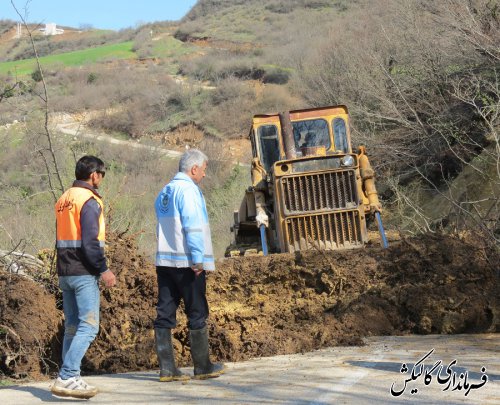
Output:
top-left (51, 155), bottom-right (116, 399)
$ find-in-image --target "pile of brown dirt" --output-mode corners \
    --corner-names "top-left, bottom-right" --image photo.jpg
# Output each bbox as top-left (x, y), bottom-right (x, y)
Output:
top-left (83, 234), bottom-right (158, 374)
top-left (0, 273), bottom-right (62, 379)
top-left (207, 234), bottom-right (498, 363)
top-left (0, 232), bottom-right (498, 381)
top-left (155, 123), bottom-right (205, 149)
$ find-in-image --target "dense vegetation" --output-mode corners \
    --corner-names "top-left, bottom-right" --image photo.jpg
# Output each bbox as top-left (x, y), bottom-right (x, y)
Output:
top-left (0, 0), bottom-right (498, 258)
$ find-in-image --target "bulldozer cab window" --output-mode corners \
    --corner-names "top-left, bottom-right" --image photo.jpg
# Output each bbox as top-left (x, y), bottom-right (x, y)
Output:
top-left (257, 125), bottom-right (281, 172)
top-left (333, 118), bottom-right (349, 153)
top-left (292, 119), bottom-right (330, 149)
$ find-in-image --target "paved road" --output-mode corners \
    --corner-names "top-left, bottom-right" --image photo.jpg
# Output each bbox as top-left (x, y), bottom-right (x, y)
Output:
top-left (1, 334), bottom-right (498, 404)
top-left (54, 113), bottom-right (183, 159)
top-left (53, 113), bottom-right (250, 167)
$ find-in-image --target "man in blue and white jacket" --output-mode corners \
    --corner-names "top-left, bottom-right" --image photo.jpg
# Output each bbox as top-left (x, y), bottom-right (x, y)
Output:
top-left (153, 149), bottom-right (224, 381)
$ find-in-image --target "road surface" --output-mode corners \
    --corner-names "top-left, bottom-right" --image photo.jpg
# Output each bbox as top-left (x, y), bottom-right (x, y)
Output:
top-left (1, 333), bottom-right (498, 404)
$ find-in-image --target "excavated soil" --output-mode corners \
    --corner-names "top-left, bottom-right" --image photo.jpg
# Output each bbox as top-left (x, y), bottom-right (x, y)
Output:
top-left (0, 274), bottom-right (62, 380)
top-left (0, 232), bottom-right (498, 380)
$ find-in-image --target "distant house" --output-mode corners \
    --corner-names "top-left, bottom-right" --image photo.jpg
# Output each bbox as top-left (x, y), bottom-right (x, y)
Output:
top-left (39, 23), bottom-right (64, 36)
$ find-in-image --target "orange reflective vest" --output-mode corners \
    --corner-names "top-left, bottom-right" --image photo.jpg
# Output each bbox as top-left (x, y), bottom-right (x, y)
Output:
top-left (55, 187), bottom-right (105, 248)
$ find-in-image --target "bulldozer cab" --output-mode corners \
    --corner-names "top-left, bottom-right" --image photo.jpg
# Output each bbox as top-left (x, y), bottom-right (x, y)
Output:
top-left (254, 125), bottom-right (281, 172)
top-left (251, 105), bottom-right (352, 173)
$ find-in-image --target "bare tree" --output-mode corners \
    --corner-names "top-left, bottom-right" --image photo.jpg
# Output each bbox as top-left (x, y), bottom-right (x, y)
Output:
top-left (293, 0), bottom-right (499, 246)
top-left (11, 0), bottom-right (65, 202)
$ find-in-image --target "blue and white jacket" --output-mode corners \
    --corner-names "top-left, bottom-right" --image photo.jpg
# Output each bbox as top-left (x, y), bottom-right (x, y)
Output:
top-left (155, 172), bottom-right (215, 270)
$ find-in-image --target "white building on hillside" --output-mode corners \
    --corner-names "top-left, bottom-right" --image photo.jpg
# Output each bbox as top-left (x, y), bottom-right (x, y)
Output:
top-left (39, 23), bottom-right (64, 36)
top-left (15, 22), bottom-right (22, 38)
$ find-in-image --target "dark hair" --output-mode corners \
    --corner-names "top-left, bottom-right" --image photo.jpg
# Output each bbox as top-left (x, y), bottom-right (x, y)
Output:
top-left (75, 155), bottom-right (105, 180)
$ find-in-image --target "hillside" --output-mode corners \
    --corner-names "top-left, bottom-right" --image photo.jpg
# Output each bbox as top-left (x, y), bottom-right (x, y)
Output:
top-left (0, 0), bottom-right (498, 387)
top-left (178, 0), bottom-right (354, 43)
top-left (0, 0), bottom-right (498, 255)
top-left (0, 20), bottom-right (135, 62)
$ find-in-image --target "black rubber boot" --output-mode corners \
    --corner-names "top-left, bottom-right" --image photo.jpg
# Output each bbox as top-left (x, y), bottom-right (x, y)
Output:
top-left (189, 326), bottom-right (225, 379)
top-left (155, 328), bottom-right (189, 382)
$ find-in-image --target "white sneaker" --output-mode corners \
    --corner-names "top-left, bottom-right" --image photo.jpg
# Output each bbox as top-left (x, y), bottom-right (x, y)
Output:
top-left (51, 376), bottom-right (98, 399)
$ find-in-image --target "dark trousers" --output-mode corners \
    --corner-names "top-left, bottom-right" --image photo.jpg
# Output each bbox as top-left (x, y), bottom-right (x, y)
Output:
top-left (154, 266), bottom-right (209, 330)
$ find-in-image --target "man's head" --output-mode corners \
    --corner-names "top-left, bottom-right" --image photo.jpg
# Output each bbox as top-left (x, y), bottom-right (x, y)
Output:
top-left (179, 149), bottom-right (208, 185)
top-left (75, 155), bottom-right (106, 189)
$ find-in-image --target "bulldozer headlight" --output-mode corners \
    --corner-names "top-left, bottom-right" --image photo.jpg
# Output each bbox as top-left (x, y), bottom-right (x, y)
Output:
top-left (341, 155), bottom-right (354, 167)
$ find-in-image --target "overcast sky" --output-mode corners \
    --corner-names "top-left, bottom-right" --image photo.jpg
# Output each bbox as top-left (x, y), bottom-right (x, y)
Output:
top-left (5, 0), bottom-right (197, 30)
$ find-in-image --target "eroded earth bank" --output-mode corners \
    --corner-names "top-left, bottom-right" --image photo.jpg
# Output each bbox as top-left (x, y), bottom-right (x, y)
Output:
top-left (1, 232), bottom-right (498, 380)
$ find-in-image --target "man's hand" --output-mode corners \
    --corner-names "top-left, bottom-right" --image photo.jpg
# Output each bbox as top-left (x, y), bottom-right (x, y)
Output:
top-left (191, 263), bottom-right (204, 277)
top-left (101, 270), bottom-right (116, 288)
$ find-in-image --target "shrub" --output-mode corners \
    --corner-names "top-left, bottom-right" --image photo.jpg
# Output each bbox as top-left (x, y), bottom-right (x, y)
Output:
top-left (31, 68), bottom-right (43, 83)
top-left (262, 67), bottom-right (290, 84)
top-left (1, 82), bottom-right (16, 99)
top-left (265, 2), bottom-right (294, 13)
top-left (256, 84), bottom-right (302, 113)
top-left (87, 72), bottom-right (98, 84)
top-left (179, 52), bottom-right (266, 83)
top-left (173, 20), bottom-right (205, 41)
top-left (201, 77), bottom-right (256, 137)
top-left (132, 28), bottom-right (154, 58)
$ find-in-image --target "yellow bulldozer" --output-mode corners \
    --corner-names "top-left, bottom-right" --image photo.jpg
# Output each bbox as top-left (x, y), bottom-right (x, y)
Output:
top-left (227, 105), bottom-right (388, 256)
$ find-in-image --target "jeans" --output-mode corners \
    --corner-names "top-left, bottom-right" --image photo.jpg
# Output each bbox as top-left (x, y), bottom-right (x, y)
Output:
top-left (58, 275), bottom-right (100, 380)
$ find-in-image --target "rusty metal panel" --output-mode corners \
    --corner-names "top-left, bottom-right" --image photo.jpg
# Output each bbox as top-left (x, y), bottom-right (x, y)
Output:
top-left (245, 190), bottom-right (257, 218)
top-left (285, 211), bottom-right (364, 252)
top-left (281, 170), bottom-right (359, 215)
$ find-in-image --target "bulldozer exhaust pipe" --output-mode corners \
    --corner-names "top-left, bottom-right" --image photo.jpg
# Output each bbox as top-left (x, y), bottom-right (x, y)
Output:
top-left (279, 111), bottom-right (296, 160)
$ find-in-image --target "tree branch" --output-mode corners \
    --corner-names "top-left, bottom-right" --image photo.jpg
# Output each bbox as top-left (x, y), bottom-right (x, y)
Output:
top-left (11, 0), bottom-right (65, 200)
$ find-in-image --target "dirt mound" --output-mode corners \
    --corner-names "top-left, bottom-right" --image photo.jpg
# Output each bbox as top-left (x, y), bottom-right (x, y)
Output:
top-left (83, 235), bottom-right (158, 374)
top-left (153, 123), bottom-right (205, 149)
top-left (150, 124), bottom-right (251, 163)
top-left (0, 273), bottom-right (62, 379)
top-left (0, 233), bottom-right (498, 380)
top-left (208, 234), bottom-right (498, 362)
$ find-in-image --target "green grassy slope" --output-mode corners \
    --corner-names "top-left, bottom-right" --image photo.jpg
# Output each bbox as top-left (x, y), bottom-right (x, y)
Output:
top-left (0, 41), bottom-right (136, 76)
top-left (0, 0), bottom-right (496, 248)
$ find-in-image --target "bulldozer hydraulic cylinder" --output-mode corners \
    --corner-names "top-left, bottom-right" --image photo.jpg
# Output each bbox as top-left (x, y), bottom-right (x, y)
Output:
top-left (260, 224), bottom-right (268, 256)
top-left (375, 212), bottom-right (389, 249)
top-left (358, 146), bottom-right (382, 211)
